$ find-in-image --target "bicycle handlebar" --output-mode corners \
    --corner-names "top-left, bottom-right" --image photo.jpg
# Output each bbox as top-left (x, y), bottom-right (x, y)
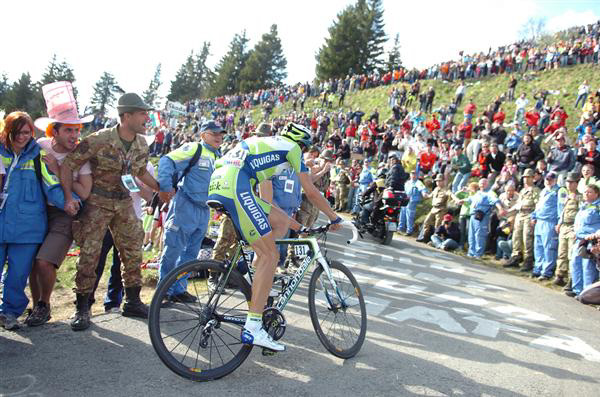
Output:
top-left (300, 220), bottom-right (358, 245)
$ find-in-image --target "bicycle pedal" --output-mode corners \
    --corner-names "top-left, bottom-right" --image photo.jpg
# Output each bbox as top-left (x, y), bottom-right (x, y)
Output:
top-left (262, 348), bottom-right (277, 356)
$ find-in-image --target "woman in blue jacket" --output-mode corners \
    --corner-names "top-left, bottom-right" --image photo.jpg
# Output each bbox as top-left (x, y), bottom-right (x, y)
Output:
top-left (0, 112), bottom-right (48, 330)
top-left (570, 184), bottom-right (600, 298)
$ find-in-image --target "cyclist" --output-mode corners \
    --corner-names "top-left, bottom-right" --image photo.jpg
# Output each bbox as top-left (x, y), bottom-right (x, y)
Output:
top-left (208, 122), bottom-right (342, 352)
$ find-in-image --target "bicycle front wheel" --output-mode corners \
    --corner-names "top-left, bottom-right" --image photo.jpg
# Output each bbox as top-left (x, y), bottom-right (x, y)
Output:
top-left (308, 260), bottom-right (367, 359)
top-left (148, 259), bottom-right (253, 381)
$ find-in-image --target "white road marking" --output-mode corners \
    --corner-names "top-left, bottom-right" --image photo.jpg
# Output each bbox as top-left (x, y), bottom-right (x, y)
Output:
top-left (427, 291), bottom-right (489, 306)
top-left (488, 305), bottom-right (555, 322)
top-left (529, 334), bottom-right (600, 362)
top-left (415, 272), bottom-right (461, 286)
top-left (430, 263), bottom-right (465, 273)
top-left (386, 306), bottom-right (467, 334)
top-left (463, 315), bottom-right (528, 338)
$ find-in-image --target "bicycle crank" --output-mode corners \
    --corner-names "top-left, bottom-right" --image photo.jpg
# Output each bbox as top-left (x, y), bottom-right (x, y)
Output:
top-left (262, 307), bottom-right (286, 341)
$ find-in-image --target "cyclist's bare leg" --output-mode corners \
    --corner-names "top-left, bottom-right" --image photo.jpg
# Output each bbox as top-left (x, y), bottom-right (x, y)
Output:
top-left (248, 206), bottom-right (296, 313)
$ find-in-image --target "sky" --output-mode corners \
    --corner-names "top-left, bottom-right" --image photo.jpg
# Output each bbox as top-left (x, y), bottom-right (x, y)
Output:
top-left (2, 0), bottom-right (600, 115)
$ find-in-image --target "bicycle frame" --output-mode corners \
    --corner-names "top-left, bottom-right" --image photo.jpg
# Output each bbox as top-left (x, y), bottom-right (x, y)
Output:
top-left (209, 235), bottom-right (342, 325)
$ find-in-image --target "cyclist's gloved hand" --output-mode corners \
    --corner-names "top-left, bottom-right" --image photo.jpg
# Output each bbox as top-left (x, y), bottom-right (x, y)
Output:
top-left (328, 216), bottom-right (343, 231)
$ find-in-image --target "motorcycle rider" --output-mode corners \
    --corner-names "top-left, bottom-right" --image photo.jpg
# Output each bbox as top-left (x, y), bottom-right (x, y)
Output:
top-left (358, 169), bottom-right (388, 227)
top-left (385, 153), bottom-right (409, 191)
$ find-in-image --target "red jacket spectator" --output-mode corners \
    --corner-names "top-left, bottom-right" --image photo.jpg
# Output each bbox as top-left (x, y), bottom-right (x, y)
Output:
top-left (544, 120), bottom-right (562, 135)
top-left (464, 102), bottom-right (477, 116)
top-left (458, 121), bottom-right (473, 139)
top-left (551, 107), bottom-right (568, 127)
top-left (345, 123), bottom-right (357, 139)
top-left (493, 111), bottom-right (506, 125)
top-left (425, 116), bottom-right (441, 133)
top-left (310, 117), bottom-right (318, 131)
top-left (419, 150), bottom-right (437, 172)
top-left (155, 130), bottom-right (164, 144)
top-left (525, 111), bottom-right (540, 127)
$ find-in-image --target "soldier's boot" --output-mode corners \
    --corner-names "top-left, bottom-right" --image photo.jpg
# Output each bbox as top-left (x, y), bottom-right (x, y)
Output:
top-left (520, 258), bottom-right (534, 272)
top-left (122, 286), bottom-right (148, 319)
top-left (503, 255), bottom-right (522, 268)
top-left (71, 293), bottom-right (91, 331)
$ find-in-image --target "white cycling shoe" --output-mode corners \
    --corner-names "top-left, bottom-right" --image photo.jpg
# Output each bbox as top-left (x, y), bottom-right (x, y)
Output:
top-left (241, 327), bottom-right (285, 352)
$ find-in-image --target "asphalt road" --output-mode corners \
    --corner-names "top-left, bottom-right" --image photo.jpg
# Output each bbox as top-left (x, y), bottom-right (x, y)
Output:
top-left (2, 225), bottom-right (600, 397)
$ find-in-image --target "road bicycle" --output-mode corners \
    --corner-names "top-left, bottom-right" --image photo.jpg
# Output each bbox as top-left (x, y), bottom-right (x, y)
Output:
top-left (148, 201), bottom-right (367, 381)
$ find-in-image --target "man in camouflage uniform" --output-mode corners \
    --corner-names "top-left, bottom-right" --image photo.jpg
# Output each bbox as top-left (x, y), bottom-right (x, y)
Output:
top-left (503, 168), bottom-right (540, 271)
top-left (60, 93), bottom-right (159, 331)
top-left (553, 172), bottom-right (581, 287)
top-left (417, 174), bottom-right (451, 242)
top-left (332, 158), bottom-right (351, 211)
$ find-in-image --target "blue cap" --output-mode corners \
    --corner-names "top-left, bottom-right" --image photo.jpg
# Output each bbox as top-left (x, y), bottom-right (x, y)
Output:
top-left (200, 120), bottom-right (226, 133)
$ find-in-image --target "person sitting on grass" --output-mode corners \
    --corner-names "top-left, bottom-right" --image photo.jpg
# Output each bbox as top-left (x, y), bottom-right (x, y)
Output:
top-left (429, 214), bottom-right (461, 251)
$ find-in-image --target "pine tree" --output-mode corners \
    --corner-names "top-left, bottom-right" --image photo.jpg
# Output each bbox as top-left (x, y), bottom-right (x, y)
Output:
top-left (90, 72), bottom-right (120, 116)
top-left (315, 0), bottom-right (387, 80)
top-left (315, 3), bottom-right (365, 79)
top-left (386, 33), bottom-right (402, 71)
top-left (0, 73), bottom-right (10, 110)
top-left (143, 63), bottom-right (162, 108)
top-left (3, 73), bottom-right (39, 116)
top-left (209, 31), bottom-right (250, 97)
top-left (238, 24), bottom-right (287, 92)
top-left (192, 42), bottom-right (213, 99)
top-left (364, 0), bottom-right (386, 73)
top-left (168, 52), bottom-right (196, 103)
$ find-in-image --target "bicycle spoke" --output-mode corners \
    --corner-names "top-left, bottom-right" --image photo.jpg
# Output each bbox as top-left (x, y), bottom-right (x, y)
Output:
top-left (213, 328), bottom-right (237, 356)
top-left (181, 322), bottom-right (203, 364)
top-left (163, 324), bottom-right (201, 341)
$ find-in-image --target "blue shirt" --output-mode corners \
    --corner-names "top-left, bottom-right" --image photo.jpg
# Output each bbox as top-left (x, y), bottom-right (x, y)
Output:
top-left (405, 179), bottom-right (426, 202)
top-left (532, 185), bottom-right (559, 223)
top-left (272, 169), bottom-right (302, 213)
top-left (468, 191), bottom-right (499, 216)
top-left (574, 198), bottom-right (600, 239)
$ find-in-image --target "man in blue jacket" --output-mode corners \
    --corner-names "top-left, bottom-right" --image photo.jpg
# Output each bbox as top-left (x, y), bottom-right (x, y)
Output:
top-left (157, 120), bottom-right (225, 302)
top-left (399, 170), bottom-right (426, 235)
top-left (531, 172), bottom-right (560, 280)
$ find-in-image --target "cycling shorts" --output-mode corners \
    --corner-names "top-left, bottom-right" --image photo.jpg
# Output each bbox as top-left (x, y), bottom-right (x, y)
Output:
top-left (208, 165), bottom-right (272, 244)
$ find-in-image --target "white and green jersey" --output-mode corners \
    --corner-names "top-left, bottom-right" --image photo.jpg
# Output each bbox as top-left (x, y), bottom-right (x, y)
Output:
top-left (216, 136), bottom-right (308, 184)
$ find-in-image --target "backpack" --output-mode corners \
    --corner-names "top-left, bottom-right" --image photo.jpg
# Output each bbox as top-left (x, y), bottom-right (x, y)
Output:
top-left (171, 144), bottom-right (202, 190)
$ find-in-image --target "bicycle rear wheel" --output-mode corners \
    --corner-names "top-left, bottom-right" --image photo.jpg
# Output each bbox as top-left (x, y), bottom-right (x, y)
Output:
top-left (148, 259), bottom-right (253, 381)
top-left (308, 260), bottom-right (367, 359)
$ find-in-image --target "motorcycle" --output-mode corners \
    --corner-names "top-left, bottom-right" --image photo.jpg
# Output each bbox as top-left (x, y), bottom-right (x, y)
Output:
top-left (354, 188), bottom-right (408, 245)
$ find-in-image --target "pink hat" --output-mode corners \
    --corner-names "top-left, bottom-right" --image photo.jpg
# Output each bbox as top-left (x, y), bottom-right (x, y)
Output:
top-left (34, 81), bottom-right (93, 132)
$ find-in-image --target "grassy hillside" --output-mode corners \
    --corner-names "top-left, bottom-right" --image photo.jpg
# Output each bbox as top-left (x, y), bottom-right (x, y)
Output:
top-left (240, 64), bottom-right (600, 142)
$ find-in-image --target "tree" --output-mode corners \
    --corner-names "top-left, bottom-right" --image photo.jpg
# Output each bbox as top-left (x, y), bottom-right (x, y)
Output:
top-left (40, 55), bottom-right (78, 97)
top-left (386, 33), bottom-right (402, 71)
top-left (315, 0), bottom-right (387, 80)
top-left (238, 24), bottom-right (287, 92)
top-left (519, 17), bottom-right (546, 41)
top-left (168, 52), bottom-right (197, 103)
top-left (0, 73), bottom-right (10, 110)
top-left (193, 42), bottom-right (213, 99)
top-left (209, 31), bottom-right (250, 97)
top-left (315, 3), bottom-right (365, 79)
top-left (143, 63), bottom-right (162, 108)
top-left (168, 42), bottom-right (213, 103)
top-left (2, 73), bottom-right (39, 116)
top-left (90, 72), bottom-right (120, 116)
top-left (363, 0), bottom-right (387, 73)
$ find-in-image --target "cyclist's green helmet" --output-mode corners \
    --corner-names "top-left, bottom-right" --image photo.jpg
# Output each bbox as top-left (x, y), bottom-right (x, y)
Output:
top-left (282, 122), bottom-right (312, 149)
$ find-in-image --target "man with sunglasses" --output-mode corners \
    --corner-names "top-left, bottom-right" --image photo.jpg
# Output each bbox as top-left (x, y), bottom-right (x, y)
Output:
top-left (208, 122), bottom-right (342, 352)
top-left (156, 120), bottom-right (226, 304)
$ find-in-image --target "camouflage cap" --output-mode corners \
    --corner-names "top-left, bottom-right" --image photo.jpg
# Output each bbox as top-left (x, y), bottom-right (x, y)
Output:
top-left (523, 168), bottom-right (535, 177)
top-left (117, 93), bottom-right (153, 113)
top-left (435, 174), bottom-right (444, 181)
top-left (566, 171), bottom-right (580, 182)
top-left (321, 149), bottom-right (334, 160)
top-left (253, 122), bottom-right (272, 137)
